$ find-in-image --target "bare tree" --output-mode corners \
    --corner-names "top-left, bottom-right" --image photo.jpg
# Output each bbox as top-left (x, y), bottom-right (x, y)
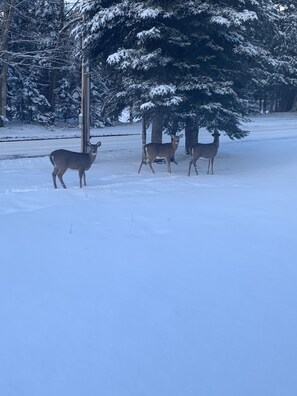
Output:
top-left (0, 0), bottom-right (16, 126)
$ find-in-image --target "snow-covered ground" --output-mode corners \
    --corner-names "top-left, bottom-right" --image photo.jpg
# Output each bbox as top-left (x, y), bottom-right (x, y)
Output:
top-left (1, 113), bottom-right (297, 396)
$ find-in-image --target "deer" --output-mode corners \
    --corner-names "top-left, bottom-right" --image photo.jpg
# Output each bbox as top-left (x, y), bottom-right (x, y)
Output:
top-left (50, 141), bottom-right (101, 189)
top-left (188, 130), bottom-right (220, 176)
top-left (138, 134), bottom-right (183, 174)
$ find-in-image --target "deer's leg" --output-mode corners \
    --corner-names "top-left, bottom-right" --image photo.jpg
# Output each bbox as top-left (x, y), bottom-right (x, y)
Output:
top-left (171, 155), bottom-right (177, 164)
top-left (188, 160), bottom-right (192, 176)
top-left (148, 159), bottom-right (155, 173)
top-left (193, 159), bottom-right (199, 175)
top-left (79, 169), bottom-right (86, 188)
top-left (57, 170), bottom-right (67, 189)
top-left (80, 169), bottom-right (87, 187)
top-left (208, 158), bottom-right (214, 175)
top-left (138, 159), bottom-right (145, 173)
top-left (52, 168), bottom-right (58, 188)
top-left (188, 159), bottom-right (198, 176)
top-left (190, 154), bottom-right (200, 175)
top-left (166, 156), bottom-right (172, 173)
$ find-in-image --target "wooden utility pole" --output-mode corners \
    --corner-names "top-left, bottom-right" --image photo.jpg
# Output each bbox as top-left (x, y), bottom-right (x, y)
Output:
top-left (80, 58), bottom-right (90, 153)
top-left (80, 13), bottom-right (90, 153)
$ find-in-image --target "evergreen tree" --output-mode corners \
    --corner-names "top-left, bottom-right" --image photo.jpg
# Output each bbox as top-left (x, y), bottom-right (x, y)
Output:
top-left (81, 0), bottom-right (281, 142)
top-left (1, 0), bottom-right (293, 132)
top-left (261, 1), bottom-right (297, 112)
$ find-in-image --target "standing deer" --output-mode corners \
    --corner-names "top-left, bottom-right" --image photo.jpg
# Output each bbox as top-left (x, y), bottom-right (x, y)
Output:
top-left (138, 134), bottom-right (183, 174)
top-left (188, 130), bottom-right (220, 176)
top-left (50, 141), bottom-right (101, 188)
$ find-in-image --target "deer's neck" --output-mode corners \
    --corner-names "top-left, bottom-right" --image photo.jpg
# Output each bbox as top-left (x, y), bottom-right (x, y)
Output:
top-left (89, 152), bottom-right (97, 164)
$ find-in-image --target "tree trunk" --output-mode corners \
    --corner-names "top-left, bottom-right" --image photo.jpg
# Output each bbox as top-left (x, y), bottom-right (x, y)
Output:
top-left (278, 89), bottom-right (295, 112)
top-left (151, 114), bottom-right (163, 143)
top-left (48, 0), bottom-right (65, 113)
top-left (263, 91), bottom-right (267, 113)
top-left (290, 93), bottom-right (297, 112)
top-left (141, 112), bottom-right (147, 154)
top-left (0, 0), bottom-right (16, 126)
top-left (185, 117), bottom-right (199, 154)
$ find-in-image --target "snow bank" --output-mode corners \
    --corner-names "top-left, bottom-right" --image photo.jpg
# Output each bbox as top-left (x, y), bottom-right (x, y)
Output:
top-left (1, 114), bottom-right (297, 396)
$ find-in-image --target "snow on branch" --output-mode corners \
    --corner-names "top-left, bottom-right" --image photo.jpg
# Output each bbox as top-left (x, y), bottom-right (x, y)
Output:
top-left (136, 6), bottom-right (161, 19)
top-left (90, 4), bottom-right (127, 32)
top-left (211, 9), bottom-right (258, 27)
top-left (163, 96), bottom-right (183, 106)
top-left (211, 16), bottom-right (231, 27)
top-left (212, 82), bottom-right (236, 96)
top-left (107, 48), bottom-right (170, 71)
top-left (137, 27), bottom-right (161, 42)
top-left (149, 84), bottom-right (176, 98)
top-left (140, 101), bottom-right (155, 111)
top-left (107, 49), bottom-right (134, 66)
top-left (232, 9), bottom-right (258, 23)
top-left (234, 43), bottom-right (260, 57)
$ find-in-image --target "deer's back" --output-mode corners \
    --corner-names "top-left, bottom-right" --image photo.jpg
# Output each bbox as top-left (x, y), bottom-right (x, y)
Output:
top-left (50, 149), bottom-right (91, 170)
top-left (145, 142), bottom-right (175, 158)
top-left (192, 142), bottom-right (219, 158)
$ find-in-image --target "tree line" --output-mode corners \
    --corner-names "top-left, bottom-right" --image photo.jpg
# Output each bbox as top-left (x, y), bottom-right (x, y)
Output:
top-left (1, 0), bottom-right (297, 144)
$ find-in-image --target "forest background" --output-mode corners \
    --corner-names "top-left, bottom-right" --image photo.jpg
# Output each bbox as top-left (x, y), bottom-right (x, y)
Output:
top-left (1, 0), bottom-right (297, 147)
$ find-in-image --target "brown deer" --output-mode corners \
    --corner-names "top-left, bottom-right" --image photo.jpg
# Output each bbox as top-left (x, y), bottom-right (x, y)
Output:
top-left (188, 130), bottom-right (220, 176)
top-left (50, 141), bottom-right (101, 188)
top-left (138, 134), bottom-right (183, 174)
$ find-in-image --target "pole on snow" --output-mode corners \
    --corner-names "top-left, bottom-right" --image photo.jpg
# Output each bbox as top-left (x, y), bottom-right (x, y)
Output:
top-left (80, 58), bottom-right (90, 153)
top-left (79, 14), bottom-right (90, 154)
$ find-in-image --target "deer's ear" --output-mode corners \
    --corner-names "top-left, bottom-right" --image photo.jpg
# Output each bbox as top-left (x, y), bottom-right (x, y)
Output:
top-left (179, 134), bottom-right (183, 139)
top-left (97, 141), bottom-right (102, 147)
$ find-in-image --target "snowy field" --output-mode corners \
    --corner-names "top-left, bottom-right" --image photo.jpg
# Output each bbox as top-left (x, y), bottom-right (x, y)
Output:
top-left (1, 113), bottom-right (297, 396)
